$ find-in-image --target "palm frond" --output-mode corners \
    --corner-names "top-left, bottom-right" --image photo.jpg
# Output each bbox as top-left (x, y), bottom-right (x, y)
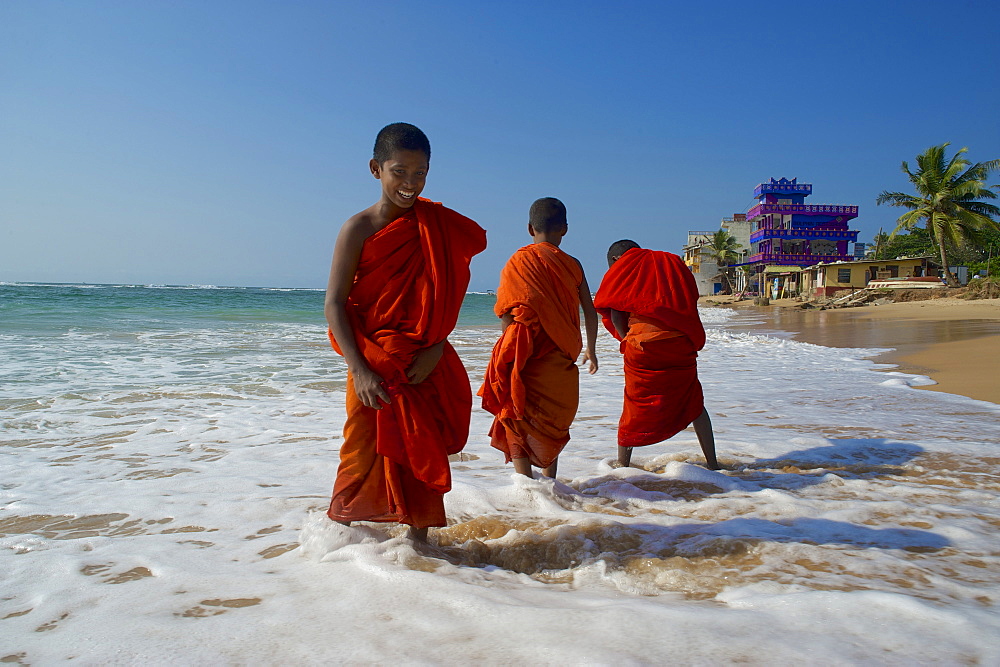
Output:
top-left (876, 191), bottom-right (921, 208)
top-left (891, 209), bottom-right (926, 235)
top-left (973, 158), bottom-right (1000, 174)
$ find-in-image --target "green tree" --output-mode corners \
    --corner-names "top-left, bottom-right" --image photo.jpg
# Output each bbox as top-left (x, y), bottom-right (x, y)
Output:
top-left (873, 227), bottom-right (935, 260)
top-left (961, 226), bottom-right (1000, 279)
top-left (706, 229), bottom-right (742, 294)
top-left (869, 228), bottom-right (888, 259)
top-left (876, 143), bottom-right (1000, 286)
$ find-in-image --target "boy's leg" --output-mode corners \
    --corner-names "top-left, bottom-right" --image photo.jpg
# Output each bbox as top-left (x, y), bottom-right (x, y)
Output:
top-left (692, 409), bottom-right (719, 470)
top-left (541, 457), bottom-right (558, 479)
top-left (406, 526), bottom-right (429, 543)
top-left (618, 446), bottom-right (633, 467)
top-left (512, 457), bottom-right (534, 477)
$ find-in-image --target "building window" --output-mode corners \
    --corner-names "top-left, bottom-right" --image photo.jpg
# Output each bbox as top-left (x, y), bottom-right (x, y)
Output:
top-left (837, 268), bottom-right (852, 283)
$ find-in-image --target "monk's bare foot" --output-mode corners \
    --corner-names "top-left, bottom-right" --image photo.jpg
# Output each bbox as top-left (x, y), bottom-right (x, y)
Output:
top-left (406, 526), bottom-right (429, 543)
top-left (618, 446), bottom-right (633, 468)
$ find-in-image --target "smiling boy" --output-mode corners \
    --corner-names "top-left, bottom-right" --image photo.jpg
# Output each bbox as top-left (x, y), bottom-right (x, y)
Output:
top-left (323, 123), bottom-right (487, 541)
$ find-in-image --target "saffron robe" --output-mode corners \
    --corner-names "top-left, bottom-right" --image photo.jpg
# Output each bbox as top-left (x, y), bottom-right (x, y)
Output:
top-left (479, 243), bottom-right (583, 468)
top-left (328, 198), bottom-right (486, 528)
top-left (593, 248), bottom-right (705, 448)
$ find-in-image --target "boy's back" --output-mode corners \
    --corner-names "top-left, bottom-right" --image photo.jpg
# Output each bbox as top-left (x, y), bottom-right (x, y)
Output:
top-left (479, 197), bottom-right (597, 478)
top-left (495, 241), bottom-right (585, 357)
top-left (593, 240), bottom-right (718, 470)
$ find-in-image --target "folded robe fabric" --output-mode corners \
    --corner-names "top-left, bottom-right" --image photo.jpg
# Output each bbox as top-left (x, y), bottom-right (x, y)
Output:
top-left (593, 248), bottom-right (705, 447)
top-left (479, 242), bottom-right (582, 468)
top-left (327, 198), bottom-right (486, 527)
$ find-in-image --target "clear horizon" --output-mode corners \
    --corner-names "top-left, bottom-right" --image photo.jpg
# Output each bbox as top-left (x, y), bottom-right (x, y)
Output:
top-left (2, 1), bottom-right (998, 291)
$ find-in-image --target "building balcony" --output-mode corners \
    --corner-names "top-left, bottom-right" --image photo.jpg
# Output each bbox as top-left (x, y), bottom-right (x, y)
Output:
top-left (754, 180), bottom-right (813, 197)
top-left (750, 228), bottom-right (859, 243)
top-left (742, 252), bottom-right (855, 266)
top-left (747, 203), bottom-right (859, 219)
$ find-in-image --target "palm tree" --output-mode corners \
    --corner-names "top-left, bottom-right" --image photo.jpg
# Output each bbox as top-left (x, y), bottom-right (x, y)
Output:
top-left (876, 143), bottom-right (1000, 286)
top-left (706, 229), bottom-right (742, 294)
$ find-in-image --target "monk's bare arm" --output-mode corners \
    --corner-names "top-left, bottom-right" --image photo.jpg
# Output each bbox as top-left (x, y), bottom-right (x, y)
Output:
top-left (499, 311), bottom-right (514, 332)
top-left (609, 308), bottom-right (629, 340)
top-left (576, 262), bottom-right (599, 374)
top-left (325, 213), bottom-right (391, 408)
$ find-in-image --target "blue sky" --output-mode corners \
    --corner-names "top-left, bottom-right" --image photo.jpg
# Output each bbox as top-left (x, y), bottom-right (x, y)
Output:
top-left (2, 0), bottom-right (998, 290)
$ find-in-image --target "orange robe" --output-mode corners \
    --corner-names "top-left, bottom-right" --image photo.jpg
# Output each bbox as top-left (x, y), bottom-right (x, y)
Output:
top-left (478, 242), bottom-right (583, 468)
top-left (327, 198), bottom-right (486, 528)
top-left (593, 248), bottom-right (705, 448)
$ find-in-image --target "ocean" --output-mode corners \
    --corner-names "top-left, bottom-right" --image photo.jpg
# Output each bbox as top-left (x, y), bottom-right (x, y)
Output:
top-left (2, 282), bottom-right (999, 664)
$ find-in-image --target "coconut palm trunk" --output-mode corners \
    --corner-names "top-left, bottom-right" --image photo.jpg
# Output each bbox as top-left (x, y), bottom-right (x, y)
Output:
top-left (930, 213), bottom-right (959, 286)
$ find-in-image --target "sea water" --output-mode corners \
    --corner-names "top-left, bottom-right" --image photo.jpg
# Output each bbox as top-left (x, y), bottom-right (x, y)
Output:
top-left (2, 283), bottom-right (999, 664)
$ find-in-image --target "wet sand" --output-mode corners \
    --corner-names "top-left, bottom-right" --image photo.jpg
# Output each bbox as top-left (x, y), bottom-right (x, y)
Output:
top-left (706, 296), bottom-right (1000, 405)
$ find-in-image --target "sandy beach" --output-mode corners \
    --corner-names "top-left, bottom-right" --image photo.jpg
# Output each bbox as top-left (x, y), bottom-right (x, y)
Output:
top-left (702, 294), bottom-right (1000, 405)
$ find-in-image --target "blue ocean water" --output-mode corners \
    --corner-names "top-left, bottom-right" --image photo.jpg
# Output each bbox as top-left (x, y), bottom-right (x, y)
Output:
top-left (0, 282), bottom-right (502, 333)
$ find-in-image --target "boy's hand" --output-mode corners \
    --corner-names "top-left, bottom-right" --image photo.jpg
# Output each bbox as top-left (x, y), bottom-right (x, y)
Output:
top-left (406, 342), bottom-right (444, 384)
top-left (581, 349), bottom-right (598, 374)
top-left (352, 365), bottom-right (390, 409)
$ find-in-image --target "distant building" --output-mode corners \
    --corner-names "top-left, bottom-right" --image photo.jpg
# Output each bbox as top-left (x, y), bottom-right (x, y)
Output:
top-left (801, 256), bottom-right (940, 297)
top-left (720, 213), bottom-right (752, 260)
top-left (720, 213), bottom-right (752, 292)
top-left (682, 230), bottom-right (718, 295)
top-left (737, 177), bottom-right (860, 295)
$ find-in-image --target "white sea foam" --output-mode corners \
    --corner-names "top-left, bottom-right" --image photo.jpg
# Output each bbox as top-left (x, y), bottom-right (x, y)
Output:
top-left (1, 307), bottom-right (999, 663)
top-left (697, 305), bottom-right (738, 325)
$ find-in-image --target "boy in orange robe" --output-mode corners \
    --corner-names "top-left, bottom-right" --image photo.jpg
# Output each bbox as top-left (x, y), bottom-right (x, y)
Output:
top-left (323, 123), bottom-right (487, 541)
top-left (479, 198), bottom-right (598, 479)
top-left (593, 240), bottom-right (719, 470)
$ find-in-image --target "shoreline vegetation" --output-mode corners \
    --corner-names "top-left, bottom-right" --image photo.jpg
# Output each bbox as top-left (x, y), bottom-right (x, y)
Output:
top-left (701, 290), bottom-right (1000, 405)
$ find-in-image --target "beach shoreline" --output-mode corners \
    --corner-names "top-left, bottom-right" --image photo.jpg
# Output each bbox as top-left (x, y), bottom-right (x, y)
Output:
top-left (701, 294), bottom-right (1000, 405)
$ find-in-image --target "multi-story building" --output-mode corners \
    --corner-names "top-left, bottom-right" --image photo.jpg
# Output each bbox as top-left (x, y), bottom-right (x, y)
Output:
top-left (720, 213), bottom-right (752, 260)
top-left (737, 177), bottom-right (860, 296)
top-left (720, 213), bottom-right (752, 292)
top-left (682, 230), bottom-right (718, 295)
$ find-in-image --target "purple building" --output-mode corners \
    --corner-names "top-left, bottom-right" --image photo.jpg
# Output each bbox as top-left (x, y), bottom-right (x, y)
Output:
top-left (739, 178), bottom-right (859, 288)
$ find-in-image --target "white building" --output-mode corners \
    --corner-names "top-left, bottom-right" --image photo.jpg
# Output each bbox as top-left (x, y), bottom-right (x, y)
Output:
top-left (682, 230), bottom-right (718, 296)
top-left (720, 213), bottom-right (753, 292)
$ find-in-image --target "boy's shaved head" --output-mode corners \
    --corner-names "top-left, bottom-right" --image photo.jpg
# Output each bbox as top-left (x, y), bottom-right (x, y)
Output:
top-left (529, 197), bottom-right (567, 233)
top-left (607, 239), bottom-right (640, 266)
top-left (373, 123), bottom-right (431, 164)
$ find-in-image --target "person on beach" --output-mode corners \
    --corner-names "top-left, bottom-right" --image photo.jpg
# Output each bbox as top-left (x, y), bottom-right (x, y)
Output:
top-left (323, 123), bottom-right (487, 541)
top-left (479, 197), bottom-right (598, 479)
top-left (593, 240), bottom-right (719, 470)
